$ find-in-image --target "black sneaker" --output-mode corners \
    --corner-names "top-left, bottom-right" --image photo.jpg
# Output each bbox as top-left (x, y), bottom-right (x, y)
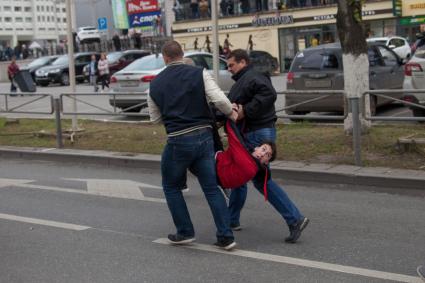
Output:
top-left (284, 217), bottom-right (309, 243)
top-left (167, 234), bottom-right (195, 245)
top-left (230, 223), bottom-right (242, 231)
top-left (418, 265), bottom-right (425, 281)
top-left (214, 238), bottom-right (236, 251)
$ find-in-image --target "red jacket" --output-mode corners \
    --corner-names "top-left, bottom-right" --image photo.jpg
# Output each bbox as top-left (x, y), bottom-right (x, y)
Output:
top-left (216, 120), bottom-right (270, 200)
top-left (7, 62), bottom-right (19, 80)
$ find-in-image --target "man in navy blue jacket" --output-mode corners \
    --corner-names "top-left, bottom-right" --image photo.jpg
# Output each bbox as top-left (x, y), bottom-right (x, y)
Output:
top-left (226, 49), bottom-right (309, 243)
top-left (148, 41), bottom-right (238, 250)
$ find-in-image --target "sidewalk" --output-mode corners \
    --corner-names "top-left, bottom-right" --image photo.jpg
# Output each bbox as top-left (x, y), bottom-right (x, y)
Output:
top-left (0, 145), bottom-right (424, 191)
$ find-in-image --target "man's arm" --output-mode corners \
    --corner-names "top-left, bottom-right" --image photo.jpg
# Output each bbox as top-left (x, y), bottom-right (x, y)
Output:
top-left (203, 69), bottom-right (237, 121)
top-left (147, 90), bottom-right (162, 123)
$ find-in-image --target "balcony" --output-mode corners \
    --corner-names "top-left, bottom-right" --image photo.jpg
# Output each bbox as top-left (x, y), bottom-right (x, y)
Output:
top-left (172, 0), bottom-right (338, 22)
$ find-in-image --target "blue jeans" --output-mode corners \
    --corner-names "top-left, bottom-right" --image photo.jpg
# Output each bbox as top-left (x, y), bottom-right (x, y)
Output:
top-left (228, 127), bottom-right (303, 227)
top-left (161, 128), bottom-right (234, 241)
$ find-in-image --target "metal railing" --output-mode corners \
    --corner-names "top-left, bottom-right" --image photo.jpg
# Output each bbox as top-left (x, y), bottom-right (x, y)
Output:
top-left (1, 90), bottom-right (424, 167)
top-left (362, 90), bottom-right (425, 122)
top-left (0, 93), bottom-right (53, 114)
top-left (276, 90), bottom-right (348, 120)
top-left (60, 92), bottom-right (150, 117)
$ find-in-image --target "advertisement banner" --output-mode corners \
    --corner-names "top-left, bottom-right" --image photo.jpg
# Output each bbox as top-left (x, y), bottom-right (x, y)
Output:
top-left (126, 0), bottom-right (159, 15)
top-left (129, 10), bottom-right (161, 28)
top-left (111, 0), bottom-right (129, 29)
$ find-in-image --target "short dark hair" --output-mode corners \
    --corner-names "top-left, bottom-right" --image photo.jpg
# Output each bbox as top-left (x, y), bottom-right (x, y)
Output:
top-left (162, 40), bottom-right (184, 60)
top-left (262, 141), bottom-right (277, 163)
top-left (228, 49), bottom-right (250, 64)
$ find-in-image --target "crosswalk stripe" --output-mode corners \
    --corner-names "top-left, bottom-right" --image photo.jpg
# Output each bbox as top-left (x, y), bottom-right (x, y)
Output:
top-left (0, 213), bottom-right (90, 231)
top-left (153, 238), bottom-right (422, 283)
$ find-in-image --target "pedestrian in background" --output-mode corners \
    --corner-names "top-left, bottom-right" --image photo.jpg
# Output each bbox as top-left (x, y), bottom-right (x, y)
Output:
top-left (112, 33), bottom-right (121, 51)
top-left (7, 56), bottom-right (19, 94)
top-left (226, 49), bottom-right (309, 243)
top-left (98, 53), bottom-right (110, 92)
top-left (89, 54), bottom-right (98, 92)
top-left (148, 41), bottom-right (238, 250)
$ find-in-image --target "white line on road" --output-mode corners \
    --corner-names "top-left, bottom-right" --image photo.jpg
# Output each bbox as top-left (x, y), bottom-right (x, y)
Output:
top-left (0, 213), bottom-right (90, 231)
top-left (153, 238), bottom-right (422, 283)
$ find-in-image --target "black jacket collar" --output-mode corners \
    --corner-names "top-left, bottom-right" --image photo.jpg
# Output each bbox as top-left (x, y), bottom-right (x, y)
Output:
top-left (231, 65), bottom-right (252, 81)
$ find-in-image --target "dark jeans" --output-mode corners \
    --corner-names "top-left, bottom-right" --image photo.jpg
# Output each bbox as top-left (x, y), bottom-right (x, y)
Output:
top-left (10, 80), bottom-right (17, 93)
top-left (161, 128), bottom-right (234, 241)
top-left (228, 127), bottom-right (303, 227)
top-left (101, 74), bottom-right (109, 90)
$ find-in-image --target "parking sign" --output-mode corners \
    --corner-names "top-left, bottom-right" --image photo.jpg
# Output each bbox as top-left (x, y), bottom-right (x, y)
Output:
top-left (98, 17), bottom-right (107, 30)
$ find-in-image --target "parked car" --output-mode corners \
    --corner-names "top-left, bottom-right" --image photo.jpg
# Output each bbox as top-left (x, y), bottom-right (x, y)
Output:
top-left (248, 50), bottom-right (280, 75)
top-left (82, 50), bottom-right (151, 82)
top-left (286, 43), bottom-right (405, 115)
top-left (21, 55), bottom-right (59, 82)
top-left (35, 52), bottom-right (100, 86)
top-left (402, 44), bottom-right (425, 117)
top-left (367, 36), bottom-right (411, 59)
top-left (109, 51), bottom-right (233, 112)
top-left (77, 26), bottom-right (100, 43)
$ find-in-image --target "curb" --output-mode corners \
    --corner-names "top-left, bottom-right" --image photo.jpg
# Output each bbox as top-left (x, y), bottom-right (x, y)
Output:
top-left (0, 146), bottom-right (424, 191)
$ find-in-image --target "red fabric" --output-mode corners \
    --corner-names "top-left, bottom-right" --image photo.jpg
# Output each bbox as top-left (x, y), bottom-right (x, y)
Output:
top-left (216, 120), bottom-right (258, 189)
top-left (7, 63), bottom-right (19, 80)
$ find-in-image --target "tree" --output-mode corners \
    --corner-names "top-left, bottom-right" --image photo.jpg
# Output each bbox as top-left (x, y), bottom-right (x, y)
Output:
top-left (336, 0), bottom-right (371, 133)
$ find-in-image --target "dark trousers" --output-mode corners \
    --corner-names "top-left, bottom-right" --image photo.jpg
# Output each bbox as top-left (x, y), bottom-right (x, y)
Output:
top-left (101, 74), bottom-right (109, 90)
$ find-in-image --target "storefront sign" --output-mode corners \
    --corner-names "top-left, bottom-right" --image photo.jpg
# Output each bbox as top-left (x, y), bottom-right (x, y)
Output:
top-left (313, 10), bottom-right (375, 21)
top-left (400, 16), bottom-right (425, 25)
top-left (410, 3), bottom-right (425, 9)
top-left (252, 14), bottom-right (293, 26)
top-left (180, 24), bottom-right (242, 33)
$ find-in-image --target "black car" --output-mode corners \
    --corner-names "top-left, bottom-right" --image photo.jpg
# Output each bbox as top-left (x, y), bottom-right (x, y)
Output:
top-left (21, 56), bottom-right (59, 82)
top-left (35, 52), bottom-right (100, 86)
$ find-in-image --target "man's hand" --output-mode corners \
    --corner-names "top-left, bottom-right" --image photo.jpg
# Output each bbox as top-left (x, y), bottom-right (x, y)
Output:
top-left (228, 108), bottom-right (238, 122)
top-left (236, 104), bottom-right (245, 120)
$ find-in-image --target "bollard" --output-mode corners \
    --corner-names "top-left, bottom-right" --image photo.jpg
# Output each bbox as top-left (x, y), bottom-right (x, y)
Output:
top-left (53, 98), bottom-right (64, 149)
top-left (350, 97), bottom-right (362, 166)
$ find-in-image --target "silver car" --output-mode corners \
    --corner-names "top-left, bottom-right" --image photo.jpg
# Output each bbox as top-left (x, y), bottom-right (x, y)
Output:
top-left (402, 44), bottom-right (425, 117)
top-left (286, 43), bottom-right (405, 115)
top-left (109, 51), bottom-right (233, 112)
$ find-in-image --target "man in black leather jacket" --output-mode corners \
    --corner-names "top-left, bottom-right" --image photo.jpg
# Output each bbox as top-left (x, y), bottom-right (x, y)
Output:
top-left (226, 49), bottom-right (309, 243)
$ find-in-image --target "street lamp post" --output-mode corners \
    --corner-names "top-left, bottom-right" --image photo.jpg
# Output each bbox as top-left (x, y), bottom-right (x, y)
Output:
top-left (66, 0), bottom-right (78, 131)
top-left (211, 0), bottom-right (219, 82)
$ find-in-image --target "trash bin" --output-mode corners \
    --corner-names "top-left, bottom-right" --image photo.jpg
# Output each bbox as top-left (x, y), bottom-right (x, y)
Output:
top-left (14, 69), bottom-right (36, 92)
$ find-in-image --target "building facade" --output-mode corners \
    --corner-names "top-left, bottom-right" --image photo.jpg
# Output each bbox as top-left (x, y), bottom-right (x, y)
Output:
top-left (172, 0), bottom-right (423, 71)
top-left (0, 0), bottom-right (68, 49)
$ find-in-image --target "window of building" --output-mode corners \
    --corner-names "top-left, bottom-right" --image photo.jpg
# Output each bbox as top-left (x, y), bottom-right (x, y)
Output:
top-left (37, 6), bottom-right (40, 11)
top-left (38, 16), bottom-right (41, 21)
top-left (46, 6), bottom-right (49, 11)
top-left (24, 7), bottom-right (31, 12)
top-left (14, 6), bottom-right (22, 12)
top-left (4, 6), bottom-right (12, 12)
top-left (25, 17), bottom-right (32, 22)
top-left (42, 16), bottom-right (45, 21)
top-left (63, 18), bottom-right (66, 23)
top-left (39, 27), bottom-right (46, 30)
top-left (5, 17), bottom-right (12, 22)
top-left (0, 17), bottom-right (2, 22)
top-left (62, 8), bottom-right (65, 12)
top-left (41, 6), bottom-right (44, 11)
top-left (56, 8), bottom-right (60, 12)
top-left (15, 17), bottom-right (23, 22)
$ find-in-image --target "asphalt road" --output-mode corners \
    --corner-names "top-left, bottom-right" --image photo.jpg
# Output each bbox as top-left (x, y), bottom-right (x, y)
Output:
top-left (0, 78), bottom-right (414, 124)
top-left (0, 158), bottom-right (424, 283)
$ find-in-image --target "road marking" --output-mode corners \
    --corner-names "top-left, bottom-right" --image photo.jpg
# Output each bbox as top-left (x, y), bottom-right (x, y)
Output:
top-left (0, 178), bottom-right (166, 203)
top-left (0, 213), bottom-right (90, 231)
top-left (153, 238), bottom-right (422, 283)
